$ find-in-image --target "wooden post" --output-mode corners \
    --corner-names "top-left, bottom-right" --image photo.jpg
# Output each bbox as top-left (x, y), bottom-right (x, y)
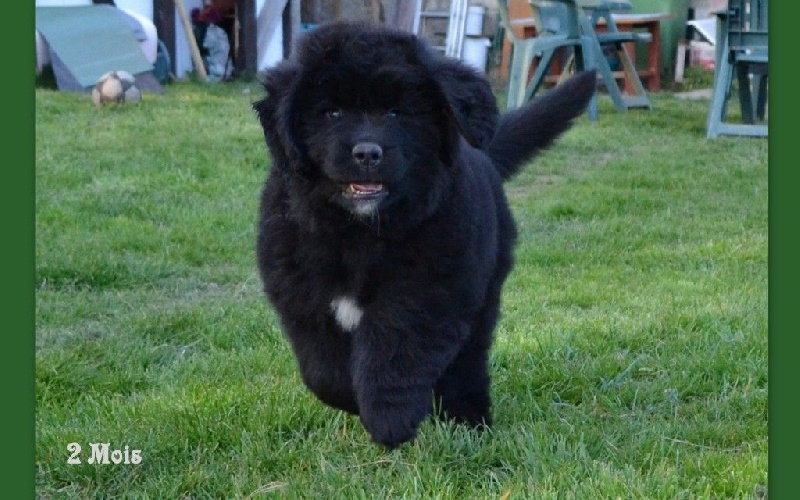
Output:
top-left (153, 0), bottom-right (176, 75)
top-left (235, 0), bottom-right (257, 78)
top-left (674, 40), bottom-right (687, 83)
top-left (175, 0), bottom-right (208, 81)
top-left (385, 0), bottom-right (418, 32)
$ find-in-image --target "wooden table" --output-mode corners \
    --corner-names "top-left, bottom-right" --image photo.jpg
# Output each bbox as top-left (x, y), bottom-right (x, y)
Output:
top-left (599, 13), bottom-right (672, 92)
top-left (500, 12), bottom-right (672, 93)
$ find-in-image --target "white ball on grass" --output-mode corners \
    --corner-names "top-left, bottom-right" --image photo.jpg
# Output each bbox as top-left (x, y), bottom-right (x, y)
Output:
top-left (92, 70), bottom-right (142, 107)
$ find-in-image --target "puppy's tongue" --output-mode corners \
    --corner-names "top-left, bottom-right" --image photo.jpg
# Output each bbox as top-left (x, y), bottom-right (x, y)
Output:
top-left (347, 183), bottom-right (384, 194)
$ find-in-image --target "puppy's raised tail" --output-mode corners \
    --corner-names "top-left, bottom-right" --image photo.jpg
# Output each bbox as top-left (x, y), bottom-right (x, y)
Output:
top-left (486, 71), bottom-right (596, 181)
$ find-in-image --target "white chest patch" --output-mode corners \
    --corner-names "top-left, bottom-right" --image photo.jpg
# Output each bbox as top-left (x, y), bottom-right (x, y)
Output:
top-left (330, 296), bottom-right (364, 332)
top-left (352, 200), bottom-right (380, 217)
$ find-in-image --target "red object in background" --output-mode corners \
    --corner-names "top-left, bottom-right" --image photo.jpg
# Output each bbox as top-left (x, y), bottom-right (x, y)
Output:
top-left (191, 6), bottom-right (224, 25)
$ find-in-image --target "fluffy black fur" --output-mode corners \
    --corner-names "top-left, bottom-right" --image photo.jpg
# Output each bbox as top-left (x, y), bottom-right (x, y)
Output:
top-left (253, 21), bottom-right (595, 448)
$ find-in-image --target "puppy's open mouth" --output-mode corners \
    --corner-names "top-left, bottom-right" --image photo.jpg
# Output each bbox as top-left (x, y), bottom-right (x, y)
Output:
top-left (342, 183), bottom-right (387, 200)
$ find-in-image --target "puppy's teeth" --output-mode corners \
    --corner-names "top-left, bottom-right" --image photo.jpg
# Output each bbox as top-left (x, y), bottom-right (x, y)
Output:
top-left (349, 183), bottom-right (383, 194)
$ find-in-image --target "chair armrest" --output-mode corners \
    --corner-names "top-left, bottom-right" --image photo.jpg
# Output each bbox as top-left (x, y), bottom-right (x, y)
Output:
top-left (529, 0), bottom-right (601, 7)
top-left (600, 0), bottom-right (632, 12)
top-left (595, 31), bottom-right (652, 43)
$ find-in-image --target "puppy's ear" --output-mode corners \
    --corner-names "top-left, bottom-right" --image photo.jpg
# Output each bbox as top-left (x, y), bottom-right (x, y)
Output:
top-left (429, 58), bottom-right (499, 149)
top-left (253, 62), bottom-right (305, 168)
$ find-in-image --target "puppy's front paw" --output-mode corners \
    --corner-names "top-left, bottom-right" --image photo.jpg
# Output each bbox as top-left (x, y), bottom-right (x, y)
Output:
top-left (359, 400), bottom-right (430, 449)
top-left (361, 414), bottom-right (418, 449)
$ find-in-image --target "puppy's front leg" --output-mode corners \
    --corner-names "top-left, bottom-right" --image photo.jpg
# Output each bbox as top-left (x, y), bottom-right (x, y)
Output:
top-left (350, 302), bottom-right (469, 448)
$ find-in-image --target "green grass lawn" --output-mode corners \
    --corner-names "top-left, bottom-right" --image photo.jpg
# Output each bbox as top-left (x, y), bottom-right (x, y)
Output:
top-left (35, 80), bottom-right (767, 498)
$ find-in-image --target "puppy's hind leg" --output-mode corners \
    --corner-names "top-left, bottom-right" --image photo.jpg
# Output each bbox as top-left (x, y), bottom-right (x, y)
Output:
top-left (433, 325), bottom-right (494, 428)
top-left (433, 279), bottom-right (507, 428)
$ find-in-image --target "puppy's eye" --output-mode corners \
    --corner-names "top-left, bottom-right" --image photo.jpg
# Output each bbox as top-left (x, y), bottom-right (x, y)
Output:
top-left (385, 110), bottom-right (399, 118)
top-left (325, 109), bottom-right (342, 119)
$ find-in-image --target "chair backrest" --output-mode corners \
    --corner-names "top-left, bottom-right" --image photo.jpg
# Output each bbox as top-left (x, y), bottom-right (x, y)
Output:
top-left (727, 0), bottom-right (768, 53)
top-left (497, 0), bottom-right (574, 41)
top-left (529, 1), bottom-right (581, 38)
top-left (499, 0), bottom-right (631, 42)
top-left (496, 0), bottom-right (524, 42)
top-left (533, 2), bottom-right (570, 35)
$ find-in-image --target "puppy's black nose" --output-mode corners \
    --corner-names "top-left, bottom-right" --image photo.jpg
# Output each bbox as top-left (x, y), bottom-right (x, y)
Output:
top-left (352, 142), bottom-right (383, 168)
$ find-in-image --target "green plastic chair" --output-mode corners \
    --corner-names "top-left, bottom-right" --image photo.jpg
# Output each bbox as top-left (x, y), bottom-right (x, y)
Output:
top-left (581, 0), bottom-right (652, 112)
top-left (498, 0), bottom-right (653, 120)
top-left (706, 0), bottom-right (768, 138)
top-left (498, 0), bottom-right (598, 119)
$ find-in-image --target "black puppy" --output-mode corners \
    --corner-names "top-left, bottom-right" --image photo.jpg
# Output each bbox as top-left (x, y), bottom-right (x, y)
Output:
top-left (253, 21), bottom-right (595, 448)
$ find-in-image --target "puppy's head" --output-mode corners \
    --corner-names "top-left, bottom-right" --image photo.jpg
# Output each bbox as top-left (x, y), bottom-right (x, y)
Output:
top-left (253, 22), bottom-right (498, 220)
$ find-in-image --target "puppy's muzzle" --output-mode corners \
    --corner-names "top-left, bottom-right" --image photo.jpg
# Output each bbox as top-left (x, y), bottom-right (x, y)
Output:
top-left (352, 142), bottom-right (383, 169)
